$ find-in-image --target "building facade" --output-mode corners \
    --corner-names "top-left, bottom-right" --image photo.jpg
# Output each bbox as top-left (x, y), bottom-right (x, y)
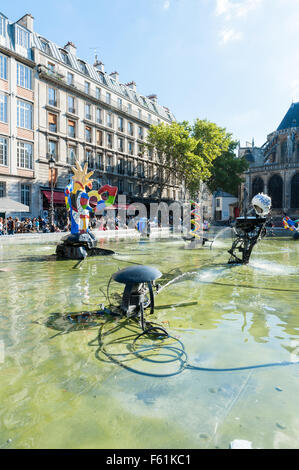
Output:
top-left (0, 12), bottom-right (181, 221)
top-left (242, 103), bottom-right (299, 218)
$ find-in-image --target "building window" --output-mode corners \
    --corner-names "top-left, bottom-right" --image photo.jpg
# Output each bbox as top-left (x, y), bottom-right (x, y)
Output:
top-left (118, 180), bottom-right (124, 192)
top-left (0, 181), bottom-right (6, 197)
top-left (128, 122), bottom-right (134, 136)
top-left (67, 72), bottom-right (74, 86)
top-left (127, 160), bottom-right (133, 176)
top-left (85, 103), bottom-right (91, 120)
top-left (117, 97), bottom-right (122, 109)
top-left (118, 137), bottom-right (124, 152)
top-left (96, 129), bottom-right (103, 146)
top-left (0, 16), bottom-right (6, 37)
top-left (128, 182), bottom-right (133, 194)
top-left (68, 119), bottom-right (75, 138)
top-left (85, 103), bottom-right (92, 120)
top-left (148, 164), bottom-right (153, 179)
top-left (137, 163), bottom-right (144, 178)
top-left (84, 81), bottom-right (90, 94)
top-left (48, 113), bottom-right (57, 132)
top-left (96, 87), bottom-right (101, 99)
top-left (106, 92), bottom-right (111, 105)
top-left (0, 94), bottom-right (7, 123)
top-left (148, 114), bottom-right (152, 123)
top-left (40, 39), bottom-right (51, 55)
top-left (106, 112), bottom-right (112, 128)
top-left (128, 141), bottom-right (134, 155)
top-left (47, 62), bottom-right (55, 73)
top-left (138, 126), bottom-right (143, 139)
top-left (138, 109), bottom-right (142, 119)
top-left (48, 140), bottom-right (57, 159)
top-left (118, 116), bottom-right (124, 132)
top-left (85, 126), bottom-right (92, 143)
top-left (107, 133), bottom-right (113, 149)
top-left (117, 158), bottom-right (124, 175)
top-left (0, 137), bottom-right (7, 166)
top-left (60, 50), bottom-right (70, 65)
top-left (97, 153), bottom-right (103, 170)
top-left (17, 100), bottom-right (32, 129)
top-left (16, 27), bottom-right (30, 48)
top-left (0, 54), bottom-right (7, 80)
top-left (96, 107), bottom-right (102, 123)
top-left (86, 150), bottom-right (94, 168)
top-left (21, 184), bottom-right (30, 206)
top-left (17, 63), bottom-right (32, 90)
top-left (106, 155), bottom-right (113, 172)
top-left (68, 146), bottom-right (76, 165)
top-left (17, 141), bottom-right (33, 169)
top-left (79, 61), bottom-right (88, 75)
top-left (127, 103), bottom-right (132, 114)
top-left (68, 95), bottom-right (75, 113)
top-left (48, 87), bottom-right (57, 107)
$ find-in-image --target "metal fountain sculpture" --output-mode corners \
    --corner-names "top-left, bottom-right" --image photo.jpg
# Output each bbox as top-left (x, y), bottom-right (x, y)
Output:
top-left (228, 192), bottom-right (272, 264)
top-left (56, 161), bottom-right (118, 260)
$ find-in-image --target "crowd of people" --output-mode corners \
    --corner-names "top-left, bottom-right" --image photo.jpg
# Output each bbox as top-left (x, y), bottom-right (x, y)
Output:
top-left (0, 216), bottom-right (68, 235)
top-left (0, 213), bottom-right (210, 236)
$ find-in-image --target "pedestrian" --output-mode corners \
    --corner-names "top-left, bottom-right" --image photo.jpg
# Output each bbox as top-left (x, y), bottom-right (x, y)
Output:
top-left (7, 216), bottom-right (15, 235)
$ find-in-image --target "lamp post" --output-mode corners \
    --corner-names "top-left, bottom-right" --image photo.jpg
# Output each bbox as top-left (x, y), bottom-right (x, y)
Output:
top-left (48, 153), bottom-right (55, 229)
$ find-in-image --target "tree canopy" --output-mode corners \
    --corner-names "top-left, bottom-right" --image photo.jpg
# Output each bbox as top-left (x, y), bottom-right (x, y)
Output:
top-left (144, 118), bottom-right (240, 199)
top-left (206, 141), bottom-right (249, 196)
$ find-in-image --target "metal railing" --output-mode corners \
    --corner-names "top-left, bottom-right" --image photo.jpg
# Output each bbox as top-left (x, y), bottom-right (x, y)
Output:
top-left (37, 64), bottom-right (172, 125)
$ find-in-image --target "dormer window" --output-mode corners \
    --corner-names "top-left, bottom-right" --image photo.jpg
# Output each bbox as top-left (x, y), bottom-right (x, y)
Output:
top-left (97, 72), bottom-right (107, 86)
top-left (16, 26), bottom-right (30, 48)
top-left (60, 49), bottom-right (70, 65)
top-left (40, 38), bottom-right (52, 56)
top-left (78, 60), bottom-right (88, 75)
top-left (0, 16), bottom-right (6, 37)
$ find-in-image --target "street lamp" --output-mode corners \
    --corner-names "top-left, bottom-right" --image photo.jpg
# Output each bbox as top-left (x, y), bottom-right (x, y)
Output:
top-left (48, 153), bottom-right (56, 229)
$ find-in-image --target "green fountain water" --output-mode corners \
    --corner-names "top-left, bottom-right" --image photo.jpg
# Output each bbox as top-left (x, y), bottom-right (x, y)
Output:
top-left (0, 233), bottom-right (299, 449)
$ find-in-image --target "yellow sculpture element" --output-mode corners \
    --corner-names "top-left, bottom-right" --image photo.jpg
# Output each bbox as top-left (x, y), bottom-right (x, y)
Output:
top-left (190, 201), bottom-right (202, 239)
top-left (71, 161), bottom-right (94, 193)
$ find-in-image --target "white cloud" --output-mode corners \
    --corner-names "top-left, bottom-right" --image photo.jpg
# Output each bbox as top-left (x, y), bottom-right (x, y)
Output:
top-left (219, 28), bottom-right (243, 45)
top-left (215, 0), bottom-right (262, 46)
top-left (215, 0), bottom-right (263, 20)
top-left (163, 0), bottom-right (171, 9)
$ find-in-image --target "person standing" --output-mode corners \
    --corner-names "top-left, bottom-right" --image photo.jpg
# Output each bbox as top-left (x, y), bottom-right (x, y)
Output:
top-left (7, 216), bottom-right (15, 235)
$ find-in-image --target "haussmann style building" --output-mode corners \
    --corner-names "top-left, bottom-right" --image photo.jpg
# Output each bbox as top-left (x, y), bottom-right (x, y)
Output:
top-left (0, 12), bottom-right (183, 223)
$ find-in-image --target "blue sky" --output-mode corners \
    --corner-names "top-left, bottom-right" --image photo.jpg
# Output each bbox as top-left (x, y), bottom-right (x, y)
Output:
top-left (4, 0), bottom-right (299, 146)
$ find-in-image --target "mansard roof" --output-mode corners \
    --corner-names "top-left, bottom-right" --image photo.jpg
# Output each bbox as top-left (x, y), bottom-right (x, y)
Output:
top-left (31, 32), bottom-right (175, 123)
top-left (277, 102), bottom-right (299, 131)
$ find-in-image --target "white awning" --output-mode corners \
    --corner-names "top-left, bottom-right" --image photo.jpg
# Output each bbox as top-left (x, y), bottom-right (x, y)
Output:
top-left (0, 197), bottom-right (30, 213)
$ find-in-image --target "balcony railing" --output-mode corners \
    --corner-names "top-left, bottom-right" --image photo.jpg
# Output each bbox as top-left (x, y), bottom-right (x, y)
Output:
top-left (37, 64), bottom-right (173, 125)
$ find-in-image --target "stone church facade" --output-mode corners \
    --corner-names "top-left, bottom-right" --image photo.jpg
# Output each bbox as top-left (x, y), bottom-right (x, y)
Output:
top-left (243, 102), bottom-right (299, 217)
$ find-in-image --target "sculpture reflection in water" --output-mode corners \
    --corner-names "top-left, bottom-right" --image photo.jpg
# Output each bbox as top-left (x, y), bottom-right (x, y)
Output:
top-left (56, 160), bottom-right (118, 259)
top-left (228, 193), bottom-right (272, 264)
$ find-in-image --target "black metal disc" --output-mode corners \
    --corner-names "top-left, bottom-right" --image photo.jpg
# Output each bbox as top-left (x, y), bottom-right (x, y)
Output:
top-left (112, 265), bottom-right (162, 284)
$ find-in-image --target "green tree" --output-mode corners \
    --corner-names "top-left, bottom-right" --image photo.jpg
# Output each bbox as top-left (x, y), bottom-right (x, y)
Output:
top-left (144, 118), bottom-right (236, 200)
top-left (144, 121), bottom-right (197, 199)
top-left (206, 141), bottom-right (249, 196)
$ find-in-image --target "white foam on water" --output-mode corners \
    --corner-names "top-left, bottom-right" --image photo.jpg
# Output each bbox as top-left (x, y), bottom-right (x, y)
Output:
top-left (249, 259), bottom-right (299, 276)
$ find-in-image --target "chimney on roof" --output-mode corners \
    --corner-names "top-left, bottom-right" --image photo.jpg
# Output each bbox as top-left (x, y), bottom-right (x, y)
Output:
top-left (94, 56), bottom-right (105, 73)
top-left (126, 81), bottom-right (136, 92)
top-left (17, 13), bottom-right (34, 32)
top-left (110, 71), bottom-right (119, 82)
top-left (64, 41), bottom-right (77, 56)
top-left (147, 94), bottom-right (158, 104)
